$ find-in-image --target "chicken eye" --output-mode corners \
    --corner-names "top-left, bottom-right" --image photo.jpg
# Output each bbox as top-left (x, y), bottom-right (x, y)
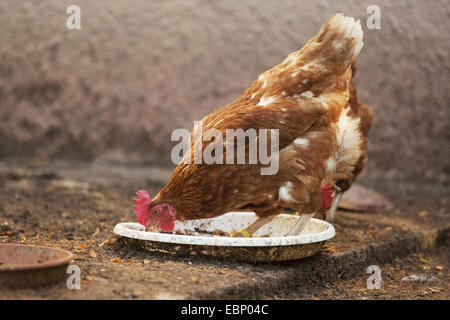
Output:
top-left (153, 210), bottom-right (159, 215)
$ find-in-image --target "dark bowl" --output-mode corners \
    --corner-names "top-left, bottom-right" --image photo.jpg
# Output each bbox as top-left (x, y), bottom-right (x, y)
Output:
top-left (0, 243), bottom-right (73, 288)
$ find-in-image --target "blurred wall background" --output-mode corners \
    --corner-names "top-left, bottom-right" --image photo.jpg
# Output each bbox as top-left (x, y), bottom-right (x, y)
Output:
top-left (0, 0), bottom-right (449, 185)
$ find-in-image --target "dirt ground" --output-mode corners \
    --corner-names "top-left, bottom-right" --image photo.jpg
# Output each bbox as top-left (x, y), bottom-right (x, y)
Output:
top-left (267, 249), bottom-right (449, 300)
top-left (0, 161), bottom-right (448, 299)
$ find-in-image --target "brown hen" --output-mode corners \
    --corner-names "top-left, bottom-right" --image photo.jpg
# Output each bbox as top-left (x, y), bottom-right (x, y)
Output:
top-left (140, 14), bottom-right (372, 236)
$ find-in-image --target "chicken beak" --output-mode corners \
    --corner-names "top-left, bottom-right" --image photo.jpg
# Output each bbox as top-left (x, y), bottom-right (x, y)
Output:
top-left (146, 222), bottom-right (160, 232)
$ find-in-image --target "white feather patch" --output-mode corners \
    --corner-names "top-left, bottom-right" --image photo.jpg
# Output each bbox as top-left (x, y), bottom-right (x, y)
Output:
top-left (335, 108), bottom-right (362, 178)
top-left (279, 182), bottom-right (294, 202)
top-left (293, 138), bottom-right (309, 147)
top-left (257, 96), bottom-right (276, 106)
top-left (325, 156), bottom-right (336, 174)
top-left (300, 91), bottom-right (314, 98)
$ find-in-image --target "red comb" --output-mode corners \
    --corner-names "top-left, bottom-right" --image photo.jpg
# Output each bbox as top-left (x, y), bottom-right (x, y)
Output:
top-left (133, 190), bottom-right (152, 226)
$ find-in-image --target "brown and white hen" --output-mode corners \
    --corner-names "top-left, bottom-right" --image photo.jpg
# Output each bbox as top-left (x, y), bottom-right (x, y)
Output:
top-left (134, 14), bottom-right (372, 237)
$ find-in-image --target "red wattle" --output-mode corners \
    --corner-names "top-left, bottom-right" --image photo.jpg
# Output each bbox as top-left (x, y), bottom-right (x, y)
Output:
top-left (159, 220), bottom-right (175, 232)
top-left (320, 185), bottom-right (334, 210)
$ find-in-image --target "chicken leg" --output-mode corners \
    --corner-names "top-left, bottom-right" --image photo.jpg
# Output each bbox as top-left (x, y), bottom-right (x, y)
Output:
top-left (233, 211), bottom-right (314, 238)
top-left (285, 213), bottom-right (315, 236)
top-left (233, 215), bottom-right (276, 237)
top-left (325, 192), bottom-right (342, 222)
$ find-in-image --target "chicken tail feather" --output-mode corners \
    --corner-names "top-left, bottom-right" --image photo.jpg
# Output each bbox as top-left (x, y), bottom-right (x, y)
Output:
top-left (323, 13), bottom-right (364, 65)
top-left (290, 14), bottom-right (364, 78)
top-left (313, 13), bottom-right (364, 67)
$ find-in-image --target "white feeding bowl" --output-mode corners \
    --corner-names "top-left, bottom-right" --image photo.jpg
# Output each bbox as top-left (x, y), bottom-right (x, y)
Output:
top-left (113, 212), bottom-right (335, 262)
